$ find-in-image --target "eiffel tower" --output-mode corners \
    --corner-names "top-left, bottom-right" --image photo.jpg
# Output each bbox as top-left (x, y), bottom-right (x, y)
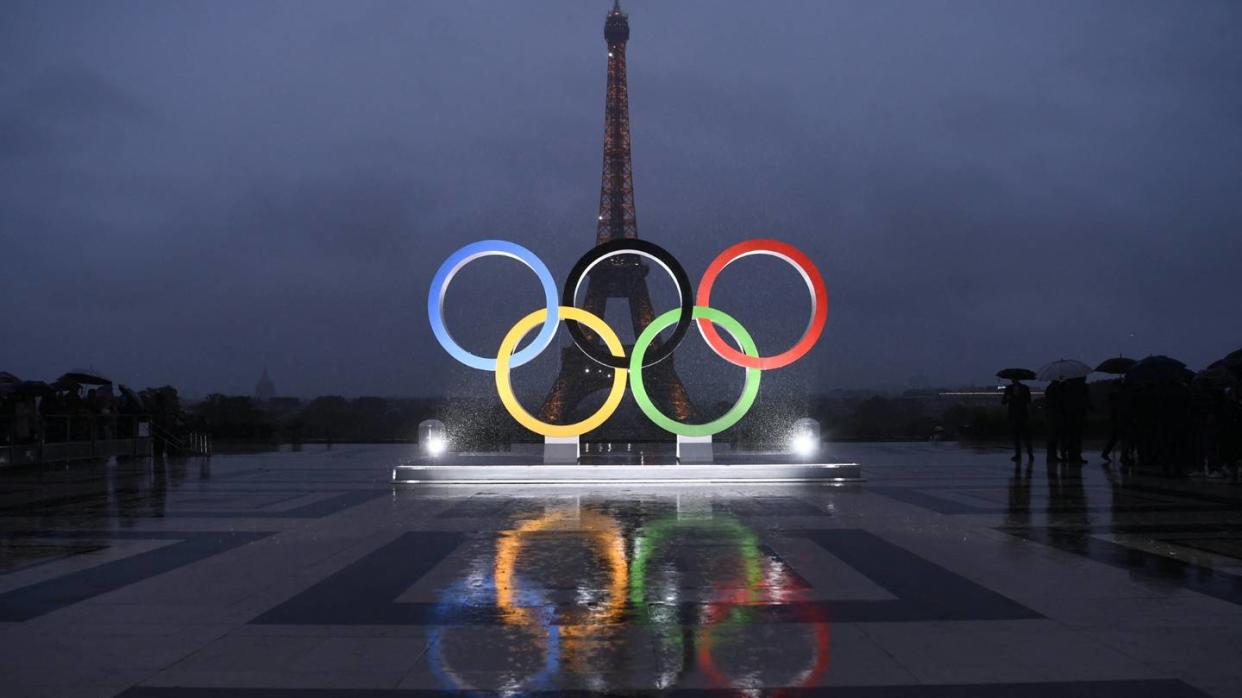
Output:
top-left (539, 1), bottom-right (694, 434)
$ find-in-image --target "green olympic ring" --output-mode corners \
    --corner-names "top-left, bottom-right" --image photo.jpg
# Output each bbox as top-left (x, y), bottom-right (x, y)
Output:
top-left (630, 306), bottom-right (762, 437)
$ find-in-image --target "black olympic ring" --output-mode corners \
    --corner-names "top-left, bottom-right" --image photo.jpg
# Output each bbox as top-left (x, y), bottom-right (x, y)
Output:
top-left (561, 239), bottom-right (694, 369)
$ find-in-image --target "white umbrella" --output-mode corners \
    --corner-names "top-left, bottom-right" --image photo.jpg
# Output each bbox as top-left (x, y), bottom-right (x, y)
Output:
top-left (1037, 359), bottom-right (1091, 382)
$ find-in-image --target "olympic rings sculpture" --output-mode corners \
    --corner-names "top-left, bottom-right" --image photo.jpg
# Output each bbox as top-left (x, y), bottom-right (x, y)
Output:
top-left (428, 238), bottom-right (828, 438)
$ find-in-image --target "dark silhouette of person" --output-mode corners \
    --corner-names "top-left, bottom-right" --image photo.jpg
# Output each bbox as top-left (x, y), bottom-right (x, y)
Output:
top-left (1060, 377), bottom-right (1091, 464)
top-left (1224, 388), bottom-right (1242, 480)
top-left (1162, 378), bottom-right (1193, 476)
top-left (39, 390), bottom-right (63, 442)
top-left (1100, 379), bottom-right (1129, 463)
top-left (0, 393), bottom-right (12, 445)
top-left (117, 388), bottom-right (141, 439)
top-left (1044, 379), bottom-right (1065, 463)
top-left (12, 395), bottom-right (35, 444)
top-left (64, 387), bottom-right (86, 441)
top-left (1002, 379), bottom-right (1033, 461)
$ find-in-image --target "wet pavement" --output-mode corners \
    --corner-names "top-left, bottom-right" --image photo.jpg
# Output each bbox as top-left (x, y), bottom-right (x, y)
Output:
top-left (1, 443), bottom-right (1240, 696)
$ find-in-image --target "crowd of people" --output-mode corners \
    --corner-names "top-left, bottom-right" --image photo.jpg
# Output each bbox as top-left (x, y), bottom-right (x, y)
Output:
top-left (1044, 377), bottom-right (1094, 464)
top-left (1002, 354), bottom-right (1242, 478)
top-left (0, 371), bottom-right (160, 449)
top-left (1097, 376), bottom-right (1241, 477)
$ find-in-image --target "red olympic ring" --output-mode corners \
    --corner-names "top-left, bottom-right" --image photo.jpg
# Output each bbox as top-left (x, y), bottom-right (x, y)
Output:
top-left (695, 239), bottom-right (829, 370)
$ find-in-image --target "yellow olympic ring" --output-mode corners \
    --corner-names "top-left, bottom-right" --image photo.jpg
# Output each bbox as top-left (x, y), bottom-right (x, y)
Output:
top-left (495, 306), bottom-right (627, 437)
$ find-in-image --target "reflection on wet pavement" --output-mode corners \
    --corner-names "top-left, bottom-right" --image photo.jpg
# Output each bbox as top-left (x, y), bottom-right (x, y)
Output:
top-left (427, 505), bottom-right (829, 693)
top-left (0, 443), bottom-right (1239, 696)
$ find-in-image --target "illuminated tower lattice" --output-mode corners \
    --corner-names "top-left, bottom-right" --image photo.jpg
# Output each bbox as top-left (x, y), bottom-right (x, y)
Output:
top-left (539, 1), bottom-right (694, 431)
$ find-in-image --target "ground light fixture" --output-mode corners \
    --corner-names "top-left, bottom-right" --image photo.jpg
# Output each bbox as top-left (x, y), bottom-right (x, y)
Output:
top-left (425, 435), bottom-right (447, 457)
top-left (418, 419), bottom-right (448, 458)
top-left (789, 417), bottom-right (821, 458)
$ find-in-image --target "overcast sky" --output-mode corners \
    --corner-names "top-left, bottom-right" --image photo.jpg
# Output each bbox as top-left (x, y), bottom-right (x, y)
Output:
top-left (2, 0), bottom-right (1240, 400)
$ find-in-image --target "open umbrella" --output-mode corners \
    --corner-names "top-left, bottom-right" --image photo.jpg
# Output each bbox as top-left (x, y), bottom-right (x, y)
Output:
top-left (16, 381), bottom-right (53, 397)
top-left (1197, 366), bottom-right (1238, 389)
top-left (1125, 355), bottom-right (1190, 386)
top-left (1095, 357), bottom-right (1136, 375)
top-left (996, 368), bottom-right (1037, 381)
top-left (0, 371), bottom-right (20, 385)
top-left (0, 380), bottom-right (54, 397)
top-left (57, 369), bottom-right (112, 386)
top-left (117, 385), bottom-right (148, 411)
top-left (1219, 348), bottom-right (1242, 372)
top-left (1037, 359), bottom-right (1092, 382)
top-left (53, 376), bottom-right (78, 389)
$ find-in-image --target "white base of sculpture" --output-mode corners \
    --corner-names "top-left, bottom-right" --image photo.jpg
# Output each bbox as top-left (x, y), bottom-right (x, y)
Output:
top-left (676, 435), bottom-right (714, 463)
top-left (543, 436), bottom-right (579, 464)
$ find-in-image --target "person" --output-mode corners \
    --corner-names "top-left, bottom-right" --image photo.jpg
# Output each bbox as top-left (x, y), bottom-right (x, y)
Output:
top-left (117, 387), bottom-right (142, 439)
top-left (1002, 378), bottom-right (1033, 461)
top-left (13, 395), bottom-right (34, 443)
top-left (0, 393), bottom-right (12, 445)
top-left (1044, 379), bottom-right (1064, 463)
top-left (86, 388), bottom-right (100, 441)
top-left (1225, 388), bottom-right (1242, 480)
top-left (1061, 377), bottom-right (1092, 464)
top-left (63, 386), bottom-right (85, 441)
top-left (1100, 380), bottom-right (1129, 463)
top-left (96, 385), bottom-right (116, 440)
top-left (39, 390), bottom-right (63, 442)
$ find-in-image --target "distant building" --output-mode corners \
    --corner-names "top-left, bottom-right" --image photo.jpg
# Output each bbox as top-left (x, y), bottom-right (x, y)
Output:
top-left (255, 368), bottom-right (276, 402)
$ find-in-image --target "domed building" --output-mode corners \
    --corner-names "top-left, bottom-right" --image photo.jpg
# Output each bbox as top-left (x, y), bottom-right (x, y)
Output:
top-left (254, 368), bottom-right (276, 403)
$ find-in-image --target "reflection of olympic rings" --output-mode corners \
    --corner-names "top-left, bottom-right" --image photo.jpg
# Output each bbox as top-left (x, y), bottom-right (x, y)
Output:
top-left (686, 529), bottom-right (830, 697)
top-left (562, 239), bottom-right (694, 369)
top-left (697, 600), bottom-right (831, 697)
top-left (629, 516), bottom-right (766, 689)
top-left (629, 515), bottom-right (829, 692)
top-left (427, 572), bottom-right (560, 695)
top-left (493, 509), bottom-right (629, 682)
top-left (494, 510), bottom-right (629, 636)
top-left (630, 516), bottom-right (764, 612)
top-left (428, 238), bottom-right (829, 436)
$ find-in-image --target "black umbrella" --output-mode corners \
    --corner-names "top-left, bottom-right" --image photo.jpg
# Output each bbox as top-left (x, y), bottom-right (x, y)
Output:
top-left (57, 369), bottom-right (112, 386)
top-left (1197, 366), bottom-right (1238, 389)
top-left (0, 371), bottom-right (20, 385)
top-left (1095, 357), bottom-right (1136, 375)
top-left (19, 381), bottom-right (53, 397)
top-left (52, 377), bottom-right (81, 391)
top-left (996, 368), bottom-right (1037, 380)
top-left (1125, 355), bottom-right (1190, 386)
top-left (0, 380), bottom-right (54, 397)
top-left (1219, 348), bottom-right (1242, 372)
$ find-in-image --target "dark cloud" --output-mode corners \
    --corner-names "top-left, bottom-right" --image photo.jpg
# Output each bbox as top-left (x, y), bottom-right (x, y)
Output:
top-left (1, 0), bottom-right (1240, 398)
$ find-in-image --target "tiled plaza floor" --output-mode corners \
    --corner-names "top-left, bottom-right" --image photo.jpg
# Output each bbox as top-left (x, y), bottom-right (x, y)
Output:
top-left (1, 443), bottom-right (1240, 696)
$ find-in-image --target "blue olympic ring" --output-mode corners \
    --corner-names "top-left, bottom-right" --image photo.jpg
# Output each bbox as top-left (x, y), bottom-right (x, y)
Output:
top-left (427, 240), bottom-right (560, 371)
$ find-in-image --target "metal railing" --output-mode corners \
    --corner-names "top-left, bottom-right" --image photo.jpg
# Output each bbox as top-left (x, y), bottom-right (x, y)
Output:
top-left (0, 413), bottom-right (211, 467)
top-left (149, 420), bottom-right (212, 456)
